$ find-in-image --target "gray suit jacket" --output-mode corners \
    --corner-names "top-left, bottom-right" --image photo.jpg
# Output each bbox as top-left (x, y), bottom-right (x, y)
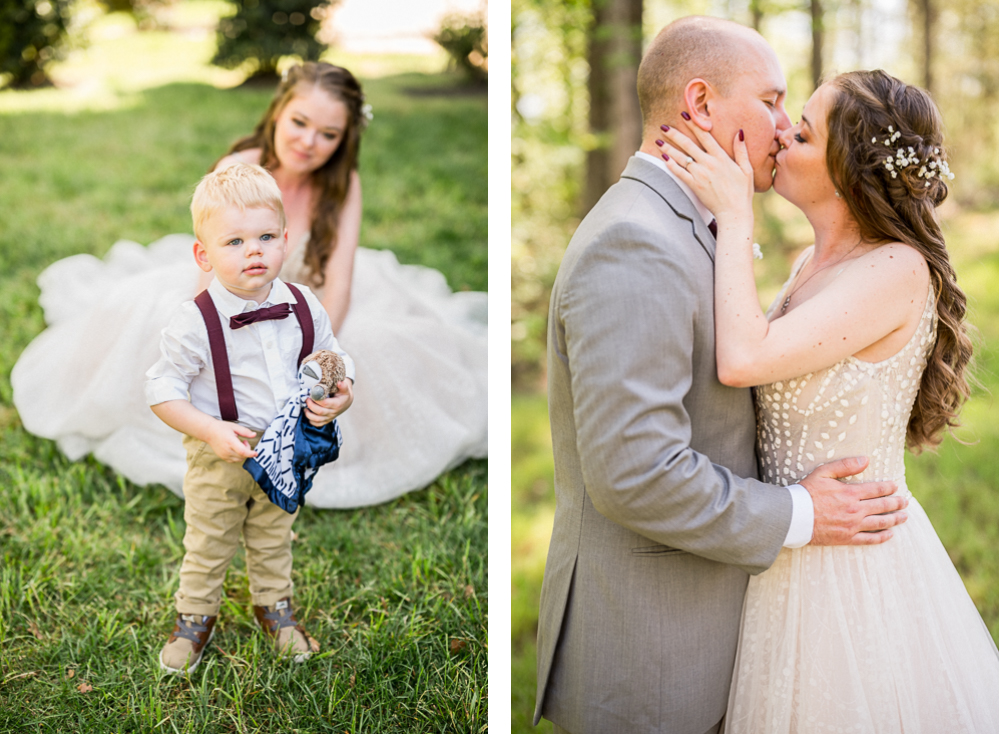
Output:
top-left (534, 157), bottom-right (794, 734)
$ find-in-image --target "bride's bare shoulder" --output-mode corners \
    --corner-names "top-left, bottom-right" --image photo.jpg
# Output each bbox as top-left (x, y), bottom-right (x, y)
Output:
top-left (846, 241), bottom-right (930, 308)
top-left (858, 241), bottom-right (928, 278)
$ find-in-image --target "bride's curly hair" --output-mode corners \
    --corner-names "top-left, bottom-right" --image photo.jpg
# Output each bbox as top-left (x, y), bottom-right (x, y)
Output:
top-left (222, 62), bottom-right (366, 285)
top-left (825, 69), bottom-right (973, 451)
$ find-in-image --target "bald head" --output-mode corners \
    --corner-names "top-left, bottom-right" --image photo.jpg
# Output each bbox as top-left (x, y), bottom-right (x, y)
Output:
top-left (637, 17), bottom-right (771, 131)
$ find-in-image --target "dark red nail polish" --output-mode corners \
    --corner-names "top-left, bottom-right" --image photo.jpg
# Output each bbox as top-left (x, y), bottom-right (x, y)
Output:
top-left (655, 139), bottom-right (664, 147)
top-left (660, 124), bottom-right (670, 132)
top-left (739, 129), bottom-right (744, 141)
top-left (681, 111), bottom-right (691, 121)
top-left (662, 154), bottom-right (670, 162)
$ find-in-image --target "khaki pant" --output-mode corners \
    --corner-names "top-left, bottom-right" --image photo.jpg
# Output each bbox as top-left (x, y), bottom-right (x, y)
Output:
top-left (175, 433), bottom-right (298, 616)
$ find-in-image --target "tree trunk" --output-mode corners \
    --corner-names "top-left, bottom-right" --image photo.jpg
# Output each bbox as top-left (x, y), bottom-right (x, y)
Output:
top-left (749, 0), bottom-right (764, 32)
top-left (810, 0), bottom-right (824, 90)
top-left (582, 0), bottom-right (643, 216)
top-left (917, 0), bottom-right (935, 93)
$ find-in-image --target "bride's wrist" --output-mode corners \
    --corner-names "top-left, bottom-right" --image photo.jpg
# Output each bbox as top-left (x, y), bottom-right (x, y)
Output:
top-left (713, 208), bottom-right (753, 226)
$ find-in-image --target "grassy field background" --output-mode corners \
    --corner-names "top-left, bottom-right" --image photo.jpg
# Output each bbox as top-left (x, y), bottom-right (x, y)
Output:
top-left (511, 210), bottom-right (999, 733)
top-left (0, 6), bottom-right (487, 732)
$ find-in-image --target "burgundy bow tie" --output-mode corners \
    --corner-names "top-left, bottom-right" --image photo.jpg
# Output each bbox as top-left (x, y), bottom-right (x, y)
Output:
top-left (708, 219), bottom-right (718, 239)
top-left (229, 303), bottom-right (292, 329)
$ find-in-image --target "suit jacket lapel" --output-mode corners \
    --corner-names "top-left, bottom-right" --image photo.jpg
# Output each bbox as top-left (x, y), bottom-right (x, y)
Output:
top-left (620, 156), bottom-right (716, 263)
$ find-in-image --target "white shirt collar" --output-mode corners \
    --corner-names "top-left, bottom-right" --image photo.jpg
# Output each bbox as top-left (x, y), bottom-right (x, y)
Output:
top-left (207, 276), bottom-right (294, 317)
top-left (635, 151), bottom-right (715, 228)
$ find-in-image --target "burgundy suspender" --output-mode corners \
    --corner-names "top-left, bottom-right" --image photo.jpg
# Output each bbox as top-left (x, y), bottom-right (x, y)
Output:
top-left (194, 290), bottom-right (239, 422)
top-left (286, 283), bottom-right (315, 366)
top-left (194, 284), bottom-right (315, 423)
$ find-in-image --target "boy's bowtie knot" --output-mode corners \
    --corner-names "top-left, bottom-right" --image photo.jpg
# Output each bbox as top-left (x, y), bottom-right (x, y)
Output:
top-left (230, 304), bottom-right (293, 329)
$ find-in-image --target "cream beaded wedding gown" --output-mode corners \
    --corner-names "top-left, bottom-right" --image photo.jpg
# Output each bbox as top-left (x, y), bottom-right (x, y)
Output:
top-left (724, 265), bottom-right (998, 733)
top-left (11, 234), bottom-right (487, 508)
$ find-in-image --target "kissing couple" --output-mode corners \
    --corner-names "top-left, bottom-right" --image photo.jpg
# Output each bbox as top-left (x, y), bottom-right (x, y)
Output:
top-left (534, 15), bottom-right (998, 734)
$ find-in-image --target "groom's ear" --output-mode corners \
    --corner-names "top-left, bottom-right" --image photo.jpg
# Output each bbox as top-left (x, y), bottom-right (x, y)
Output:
top-left (682, 78), bottom-right (715, 132)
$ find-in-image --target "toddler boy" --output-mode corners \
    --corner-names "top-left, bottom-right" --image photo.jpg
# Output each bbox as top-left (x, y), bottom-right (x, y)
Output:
top-left (146, 163), bottom-right (354, 673)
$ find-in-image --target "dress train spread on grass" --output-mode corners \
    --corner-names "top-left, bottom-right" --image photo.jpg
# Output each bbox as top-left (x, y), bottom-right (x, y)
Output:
top-left (11, 234), bottom-right (487, 508)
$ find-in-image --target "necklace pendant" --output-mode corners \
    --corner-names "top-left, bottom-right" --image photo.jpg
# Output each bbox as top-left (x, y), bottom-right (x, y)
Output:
top-left (781, 295), bottom-right (791, 313)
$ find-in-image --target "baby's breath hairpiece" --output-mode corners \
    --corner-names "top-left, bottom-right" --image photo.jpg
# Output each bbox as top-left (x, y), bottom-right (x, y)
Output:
top-left (875, 125), bottom-right (954, 187)
top-left (360, 102), bottom-right (373, 130)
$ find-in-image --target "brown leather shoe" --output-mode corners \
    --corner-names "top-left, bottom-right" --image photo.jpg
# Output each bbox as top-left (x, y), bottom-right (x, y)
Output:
top-left (159, 613), bottom-right (217, 674)
top-left (253, 598), bottom-right (318, 663)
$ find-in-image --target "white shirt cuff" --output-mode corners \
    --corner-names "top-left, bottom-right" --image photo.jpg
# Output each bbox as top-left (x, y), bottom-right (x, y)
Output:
top-left (783, 483), bottom-right (814, 548)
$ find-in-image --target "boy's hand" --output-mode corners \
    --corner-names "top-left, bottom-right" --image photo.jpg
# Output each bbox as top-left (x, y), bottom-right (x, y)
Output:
top-left (305, 379), bottom-right (354, 427)
top-left (206, 420), bottom-right (258, 462)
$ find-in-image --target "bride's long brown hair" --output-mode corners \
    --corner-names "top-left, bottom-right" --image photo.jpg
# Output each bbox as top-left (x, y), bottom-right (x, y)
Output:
top-left (825, 70), bottom-right (973, 451)
top-left (221, 62), bottom-right (366, 285)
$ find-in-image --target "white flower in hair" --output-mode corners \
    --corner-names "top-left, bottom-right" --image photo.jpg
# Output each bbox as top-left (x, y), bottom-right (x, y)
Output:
top-left (358, 102), bottom-right (374, 131)
top-left (752, 243), bottom-right (763, 260)
top-left (877, 125), bottom-right (955, 186)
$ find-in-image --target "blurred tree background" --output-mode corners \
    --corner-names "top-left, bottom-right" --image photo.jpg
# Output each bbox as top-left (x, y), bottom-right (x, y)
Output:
top-left (512, 1), bottom-right (998, 730)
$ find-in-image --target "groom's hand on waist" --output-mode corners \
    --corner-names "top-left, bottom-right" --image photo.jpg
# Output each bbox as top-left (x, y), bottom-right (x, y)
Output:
top-left (800, 456), bottom-right (908, 545)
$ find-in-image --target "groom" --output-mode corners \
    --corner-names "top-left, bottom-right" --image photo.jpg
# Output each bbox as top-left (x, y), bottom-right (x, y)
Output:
top-left (534, 16), bottom-right (910, 734)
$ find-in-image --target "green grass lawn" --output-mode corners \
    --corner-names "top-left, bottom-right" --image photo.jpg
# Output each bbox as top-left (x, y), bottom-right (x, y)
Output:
top-left (0, 11), bottom-right (486, 733)
top-left (511, 210), bottom-right (999, 732)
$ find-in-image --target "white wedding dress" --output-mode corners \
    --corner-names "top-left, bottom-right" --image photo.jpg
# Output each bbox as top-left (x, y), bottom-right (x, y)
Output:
top-left (11, 234), bottom-right (487, 508)
top-left (724, 263), bottom-right (998, 732)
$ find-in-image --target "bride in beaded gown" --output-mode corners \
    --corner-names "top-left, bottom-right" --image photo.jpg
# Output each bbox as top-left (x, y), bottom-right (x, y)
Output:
top-left (728, 263), bottom-right (996, 731)
top-left (659, 70), bottom-right (997, 731)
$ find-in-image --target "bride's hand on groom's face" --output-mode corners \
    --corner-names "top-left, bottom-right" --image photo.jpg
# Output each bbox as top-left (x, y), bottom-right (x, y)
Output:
top-left (656, 122), bottom-right (755, 222)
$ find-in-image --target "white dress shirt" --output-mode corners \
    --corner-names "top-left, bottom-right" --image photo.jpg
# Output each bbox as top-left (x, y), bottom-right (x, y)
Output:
top-left (146, 277), bottom-right (355, 432)
top-left (636, 150), bottom-right (815, 548)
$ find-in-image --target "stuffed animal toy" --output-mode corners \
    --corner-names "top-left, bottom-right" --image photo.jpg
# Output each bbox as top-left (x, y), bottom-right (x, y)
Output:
top-left (243, 350), bottom-right (345, 513)
top-left (300, 350), bottom-right (347, 402)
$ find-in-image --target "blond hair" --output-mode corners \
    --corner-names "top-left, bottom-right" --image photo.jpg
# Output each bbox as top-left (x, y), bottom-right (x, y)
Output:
top-left (191, 162), bottom-right (286, 241)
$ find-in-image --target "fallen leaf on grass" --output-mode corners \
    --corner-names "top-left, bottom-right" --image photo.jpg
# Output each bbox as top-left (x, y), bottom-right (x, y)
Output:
top-left (77, 682), bottom-right (93, 693)
top-left (464, 585), bottom-right (475, 599)
top-left (450, 639), bottom-right (469, 655)
top-left (349, 673), bottom-right (356, 688)
top-left (27, 621), bottom-right (43, 640)
top-left (66, 670), bottom-right (75, 679)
